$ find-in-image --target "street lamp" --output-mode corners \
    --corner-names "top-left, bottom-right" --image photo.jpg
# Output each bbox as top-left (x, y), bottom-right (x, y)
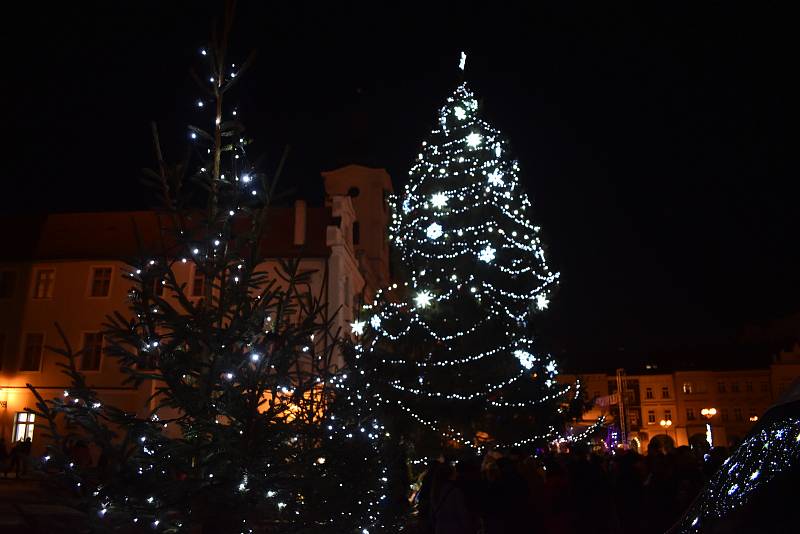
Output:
top-left (701, 407), bottom-right (717, 447)
top-left (659, 419), bottom-right (672, 436)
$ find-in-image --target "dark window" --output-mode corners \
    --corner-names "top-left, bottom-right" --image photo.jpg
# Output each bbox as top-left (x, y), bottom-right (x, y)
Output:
top-left (352, 221), bottom-right (360, 245)
top-left (661, 386), bottom-right (670, 399)
top-left (21, 333), bottom-right (44, 371)
top-left (718, 382), bottom-right (726, 393)
top-left (731, 382), bottom-right (740, 393)
top-left (664, 410), bottom-right (672, 421)
top-left (647, 410), bottom-right (655, 424)
top-left (33, 269), bottom-right (55, 299)
top-left (734, 408), bottom-right (743, 421)
top-left (687, 408), bottom-right (695, 420)
top-left (0, 270), bottom-right (17, 298)
top-left (760, 382), bottom-right (769, 393)
top-left (745, 381), bottom-right (753, 392)
top-left (645, 387), bottom-right (653, 399)
top-left (81, 333), bottom-right (103, 371)
top-left (192, 269), bottom-right (204, 297)
top-left (90, 267), bottom-right (112, 297)
top-left (721, 409), bottom-right (729, 422)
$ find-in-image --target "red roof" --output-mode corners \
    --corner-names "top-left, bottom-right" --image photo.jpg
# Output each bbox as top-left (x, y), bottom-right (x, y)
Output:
top-left (0, 208), bottom-right (333, 262)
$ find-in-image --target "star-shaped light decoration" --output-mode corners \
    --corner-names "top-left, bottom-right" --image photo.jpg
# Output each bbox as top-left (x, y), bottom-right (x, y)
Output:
top-left (426, 222), bottom-right (443, 240)
top-left (454, 106), bottom-right (466, 120)
top-left (369, 315), bottom-right (381, 330)
top-left (466, 132), bottom-right (482, 148)
top-left (487, 169), bottom-right (504, 187)
top-left (545, 360), bottom-right (557, 374)
top-left (414, 290), bottom-right (434, 309)
top-left (478, 244), bottom-right (496, 263)
top-left (536, 293), bottom-right (550, 310)
top-left (402, 198), bottom-right (412, 214)
top-left (430, 193), bottom-right (448, 209)
top-left (351, 319), bottom-right (366, 335)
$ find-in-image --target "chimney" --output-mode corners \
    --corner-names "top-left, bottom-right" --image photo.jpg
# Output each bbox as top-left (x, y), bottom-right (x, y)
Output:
top-left (293, 199), bottom-right (306, 246)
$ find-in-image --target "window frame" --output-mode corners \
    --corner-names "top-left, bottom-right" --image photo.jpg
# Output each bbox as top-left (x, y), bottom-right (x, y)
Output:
top-left (80, 331), bottom-right (104, 372)
top-left (32, 268), bottom-right (56, 300)
top-left (13, 412), bottom-right (36, 442)
top-left (661, 386), bottom-right (670, 399)
top-left (664, 409), bottom-right (672, 421)
top-left (645, 387), bottom-right (654, 400)
top-left (19, 332), bottom-right (45, 372)
top-left (647, 410), bottom-right (655, 424)
top-left (88, 265), bottom-right (114, 298)
top-left (687, 408), bottom-right (696, 420)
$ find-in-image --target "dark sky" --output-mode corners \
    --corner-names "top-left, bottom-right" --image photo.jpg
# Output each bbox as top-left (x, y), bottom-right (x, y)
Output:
top-left (5, 2), bottom-right (798, 369)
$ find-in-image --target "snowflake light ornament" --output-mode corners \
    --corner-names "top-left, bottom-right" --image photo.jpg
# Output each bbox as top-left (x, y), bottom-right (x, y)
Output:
top-left (369, 315), bottom-right (381, 330)
top-left (487, 169), bottom-right (504, 187)
top-left (454, 107), bottom-right (466, 120)
top-left (536, 293), bottom-right (550, 310)
top-left (414, 291), bottom-right (434, 309)
top-left (514, 350), bottom-right (536, 370)
top-left (430, 193), bottom-right (448, 209)
top-left (351, 320), bottom-right (366, 335)
top-left (426, 222), bottom-right (443, 240)
top-left (466, 132), bottom-right (482, 148)
top-left (478, 244), bottom-right (496, 263)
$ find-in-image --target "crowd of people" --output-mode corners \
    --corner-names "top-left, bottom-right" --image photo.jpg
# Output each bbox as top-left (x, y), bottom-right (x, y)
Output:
top-left (412, 440), bottom-right (728, 534)
top-left (0, 436), bottom-right (33, 478)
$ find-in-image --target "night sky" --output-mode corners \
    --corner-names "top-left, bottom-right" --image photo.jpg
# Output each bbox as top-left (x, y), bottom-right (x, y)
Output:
top-left (5, 2), bottom-right (798, 370)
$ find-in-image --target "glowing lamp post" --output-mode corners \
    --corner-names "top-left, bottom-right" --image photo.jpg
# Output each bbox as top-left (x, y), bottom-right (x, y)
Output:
top-left (701, 407), bottom-right (717, 447)
top-left (659, 418), bottom-right (673, 436)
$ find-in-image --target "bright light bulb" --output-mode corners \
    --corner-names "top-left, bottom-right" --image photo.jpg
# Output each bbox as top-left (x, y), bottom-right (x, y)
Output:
top-left (514, 350), bottom-right (536, 370)
top-left (466, 132), bottom-right (482, 147)
top-left (370, 315), bottom-right (382, 330)
top-left (454, 107), bottom-right (466, 120)
top-left (487, 169), bottom-right (504, 186)
top-left (536, 293), bottom-right (550, 310)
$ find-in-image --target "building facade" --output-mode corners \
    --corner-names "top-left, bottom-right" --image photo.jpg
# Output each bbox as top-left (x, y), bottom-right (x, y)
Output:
top-left (0, 165), bottom-right (393, 454)
top-left (561, 346), bottom-right (800, 451)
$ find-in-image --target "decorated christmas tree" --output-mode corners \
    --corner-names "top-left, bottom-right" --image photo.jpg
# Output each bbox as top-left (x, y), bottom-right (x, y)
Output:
top-left (354, 54), bottom-right (585, 458)
top-left (27, 8), bottom-right (400, 533)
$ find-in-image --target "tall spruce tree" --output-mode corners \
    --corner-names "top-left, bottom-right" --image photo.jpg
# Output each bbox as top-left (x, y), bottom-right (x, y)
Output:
top-left (27, 7), bottom-right (399, 533)
top-left (354, 56), bottom-right (582, 458)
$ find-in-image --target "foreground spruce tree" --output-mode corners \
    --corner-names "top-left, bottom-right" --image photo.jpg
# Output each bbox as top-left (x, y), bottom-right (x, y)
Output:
top-left (354, 56), bottom-right (588, 459)
top-left (28, 9), bottom-right (399, 533)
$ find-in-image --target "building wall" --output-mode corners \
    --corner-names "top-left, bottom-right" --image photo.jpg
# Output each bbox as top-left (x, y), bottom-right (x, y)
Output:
top-left (561, 359), bottom-right (800, 452)
top-left (0, 190), bottom-right (377, 454)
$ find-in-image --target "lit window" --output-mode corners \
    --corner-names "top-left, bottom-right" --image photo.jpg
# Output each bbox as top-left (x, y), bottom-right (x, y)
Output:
top-left (647, 410), bottom-right (655, 424)
top-left (661, 386), bottom-right (670, 399)
top-left (192, 269), bottom-right (205, 297)
top-left (33, 269), bottom-right (55, 299)
top-left (0, 270), bottom-right (17, 299)
top-left (682, 382), bottom-right (693, 394)
top-left (20, 333), bottom-right (44, 371)
top-left (14, 412), bottom-right (35, 442)
top-left (81, 333), bottom-right (103, 371)
top-left (90, 267), bottom-right (112, 297)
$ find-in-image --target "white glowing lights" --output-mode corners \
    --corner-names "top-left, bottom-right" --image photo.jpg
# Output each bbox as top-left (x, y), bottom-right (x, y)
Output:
top-left (466, 132), bottom-right (482, 147)
top-left (487, 169), bottom-right (505, 186)
top-left (369, 315), bottom-right (381, 330)
top-left (430, 193), bottom-right (448, 209)
top-left (514, 349), bottom-right (536, 370)
top-left (426, 222), bottom-right (443, 240)
top-left (351, 320), bottom-right (366, 336)
top-left (536, 293), bottom-right (550, 310)
top-left (478, 244), bottom-right (496, 263)
top-left (459, 51), bottom-right (467, 71)
top-left (454, 107), bottom-right (466, 120)
top-left (414, 291), bottom-right (434, 309)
